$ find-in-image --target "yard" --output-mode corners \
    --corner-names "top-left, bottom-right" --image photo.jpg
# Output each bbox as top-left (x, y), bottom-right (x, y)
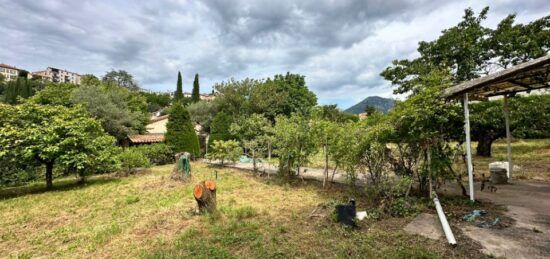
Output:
top-left (2, 139), bottom-right (549, 258)
top-left (2, 163), bottom-right (492, 258)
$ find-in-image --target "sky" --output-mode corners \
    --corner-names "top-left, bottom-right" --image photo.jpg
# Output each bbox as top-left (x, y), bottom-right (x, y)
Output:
top-left (0, 1), bottom-right (548, 109)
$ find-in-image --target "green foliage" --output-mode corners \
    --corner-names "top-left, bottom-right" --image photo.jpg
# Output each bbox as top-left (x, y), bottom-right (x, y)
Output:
top-left (206, 140), bottom-right (241, 165)
top-left (381, 7), bottom-right (549, 95)
top-left (273, 113), bottom-right (315, 177)
top-left (208, 111), bottom-right (234, 147)
top-left (313, 105), bottom-right (358, 123)
top-left (131, 144), bottom-right (174, 165)
top-left (165, 103), bottom-right (200, 157)
top-left (102, 70), bottom-right (140, 90)
top-left (192, 73), bottom-right (200, 103)
top-left (141, 91), bottom-right (171, 112)
top-left (230, 114), bottom-right (272, 172)
top-left (0, 103), bottom-right (118, 188)
top-left (389, 198), bottom-right (416, 217)
top-left (29, 83), bottom-right (76, 106)
top-left (118, 148), bottom-right (151, 173)
top-left (212, 73), bottom-right (317, 121)
top-left (81, 74), bottom-right (101, 85)
top-left (70, 84), bottom-right (149, 142)
top-left (2, 77), bottom-right (41, 104)
top-left (175, 71), bottom-right (184, 102)
top-left (187, 101), bottom-right (218, 132)
top-left (470, 94), bottom-right (550, 156)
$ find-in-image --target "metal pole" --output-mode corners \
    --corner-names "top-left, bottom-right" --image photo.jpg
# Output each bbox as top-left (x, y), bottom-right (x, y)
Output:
top-left (463, 94), bottom-right (475, 201)
top-left (504, 95), bottom-right (513, 180)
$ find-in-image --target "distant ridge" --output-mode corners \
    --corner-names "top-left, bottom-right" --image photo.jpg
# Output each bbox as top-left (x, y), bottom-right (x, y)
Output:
top-left (344, 96), bottom-right (395, 114)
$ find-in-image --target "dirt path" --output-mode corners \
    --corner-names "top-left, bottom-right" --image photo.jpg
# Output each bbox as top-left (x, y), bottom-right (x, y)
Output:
top-left (444, 181), bottom-right (550, 258)
top-left (205, 160), bottom-right (368, 185)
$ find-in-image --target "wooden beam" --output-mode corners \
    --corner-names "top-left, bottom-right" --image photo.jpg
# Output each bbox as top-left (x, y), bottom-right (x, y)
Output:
top-left (508, 79), bottom-right (534, 90)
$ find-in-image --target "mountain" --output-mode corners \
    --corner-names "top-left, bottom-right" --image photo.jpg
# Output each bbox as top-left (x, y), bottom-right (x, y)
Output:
top-left (344, 96), bottom-right (395, 114)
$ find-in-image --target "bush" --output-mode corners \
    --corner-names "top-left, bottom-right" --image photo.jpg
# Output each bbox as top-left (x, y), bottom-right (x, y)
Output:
top-left (208, 111), bottom-right (233, 148)
top-left (132, 144), bottom-right (173, 165)
top-left (165, 103), bottom-right (200, 158)
top-left (118, 149), bottom-right (151, 174)
top-left (206, 140), bottom-right (241, 165)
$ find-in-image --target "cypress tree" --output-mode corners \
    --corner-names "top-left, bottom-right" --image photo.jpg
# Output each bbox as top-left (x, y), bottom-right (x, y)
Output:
top-left (20, 78), bottom-right (31, 99)
top-left (191, 73), bottom-right (200, 103)
top-left (174, 71), bottom-right (183, 102)
top-left (165, 102), bottom-right (200, 158)
top-left (208, 111), bottom-right (233, 147)
top-left (4, 80), bottom-right (17, 104)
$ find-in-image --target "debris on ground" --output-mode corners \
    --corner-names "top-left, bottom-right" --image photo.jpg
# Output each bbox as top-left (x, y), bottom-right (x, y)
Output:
top-left (463, 210), bottom-right (486, 222)
top-left (336, 199), bottom-right (357, 228)
top-left (356, 211), bottom-right (367, 221)
top-left (462, 209), bottom-right (511, 229)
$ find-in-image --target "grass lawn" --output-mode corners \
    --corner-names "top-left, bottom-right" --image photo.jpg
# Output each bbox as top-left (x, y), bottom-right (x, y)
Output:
top-left (0, 162), bottom-right (494, 258)
top-left (472, 139), bottom-right (550, 181)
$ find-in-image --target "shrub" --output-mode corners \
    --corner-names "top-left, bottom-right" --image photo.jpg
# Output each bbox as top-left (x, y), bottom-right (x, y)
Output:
top-left (132, 144), bottom-right (173, 165)
top-left (208, 111), bottom-right (233, 147)
top-left (165, 103), bottom-right (201, 158)
top-left (206, 140), bottom-right (241, 165)
top-left (118, 149), bottom-right (151, 174)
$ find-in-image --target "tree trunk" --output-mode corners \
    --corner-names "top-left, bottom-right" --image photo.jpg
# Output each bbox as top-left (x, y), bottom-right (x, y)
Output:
top-left (323, 145), bottom-right (328, 188)
top-left (45, 162), bottom-right (54, 189)
top-left (252, 149), bottom-right (257, 174)
top-left (172, 152), bottom-right (191, 181)
top-left (476, 135), bottom-right (494, 157)
top-left (193, 180), bottom-right (217, 214)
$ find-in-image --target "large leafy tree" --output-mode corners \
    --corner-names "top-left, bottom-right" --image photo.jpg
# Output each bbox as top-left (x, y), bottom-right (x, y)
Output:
top-left (192, 73), bottom-right (200, 103)
top-left (81, 74), bottom-right (101, 86)
top-left (208, 111), bottom-right (234, 147)
top-left (102, 70), bottom-right (140, 91)
top-left (165, 102), bottom-right (200, 158)
top-left (230, 114), bottom-right (271, 173)
top-left (187, 101), bottom-right (218, 132)
top-left (381, 7), bottom-right (549, 95)
top-left (29, 83), bottom-right (77, 106)
top-left (0, 103), bottom-right (118, 189)
top-left (265, 73), bottom-right (317, 116)
top-left (70, 84), bottom-right (149, 143)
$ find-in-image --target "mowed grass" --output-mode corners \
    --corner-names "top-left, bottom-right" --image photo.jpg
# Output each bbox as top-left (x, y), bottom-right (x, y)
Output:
top-left (2, 162), bottom-right (483, 258)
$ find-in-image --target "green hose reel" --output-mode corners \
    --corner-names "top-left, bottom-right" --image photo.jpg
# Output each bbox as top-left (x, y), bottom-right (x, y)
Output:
top-left (178, 156), bottom-right (191, 177)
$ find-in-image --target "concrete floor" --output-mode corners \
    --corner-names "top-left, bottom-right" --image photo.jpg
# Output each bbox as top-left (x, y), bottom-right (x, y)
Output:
top-left (444, 181), bottom-right (550, 258)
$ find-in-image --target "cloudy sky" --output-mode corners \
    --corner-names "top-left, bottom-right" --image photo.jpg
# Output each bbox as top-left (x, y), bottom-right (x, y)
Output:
top-left (1, 0), bottom-right (548, 109)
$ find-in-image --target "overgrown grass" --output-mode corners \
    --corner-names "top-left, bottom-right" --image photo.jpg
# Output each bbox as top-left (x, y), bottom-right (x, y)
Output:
top-left (472, 139), bottom-right (550, 181)
top-left (2, 162), bottom-right (486, 258)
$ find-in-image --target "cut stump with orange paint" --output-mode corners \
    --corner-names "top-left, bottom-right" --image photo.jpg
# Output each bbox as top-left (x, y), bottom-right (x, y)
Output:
top-left (194, 180), bottom-right (217, 214)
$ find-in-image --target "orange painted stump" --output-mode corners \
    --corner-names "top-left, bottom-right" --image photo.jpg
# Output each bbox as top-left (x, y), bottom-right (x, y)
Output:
top-left (193, 180), bottom-right (217, 214)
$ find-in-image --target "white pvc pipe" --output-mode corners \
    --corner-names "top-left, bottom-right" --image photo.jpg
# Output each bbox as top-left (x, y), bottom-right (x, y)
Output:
top-left (463, 94), bottom-right (475, 201)
top-left (433, 194), bottom-right (457, 246)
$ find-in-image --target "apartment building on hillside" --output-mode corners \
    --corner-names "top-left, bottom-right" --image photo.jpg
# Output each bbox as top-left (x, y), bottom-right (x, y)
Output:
top-left (0, 64), bottom-right (20, 81)
top-left (28, 67), bottom-right (81, 85)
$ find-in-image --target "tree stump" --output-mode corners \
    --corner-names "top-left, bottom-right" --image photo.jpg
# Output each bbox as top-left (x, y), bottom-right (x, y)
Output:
top-left (171, 152), bottom-right (191, 181)
top-left (193, 180), bottom-right (217, 214)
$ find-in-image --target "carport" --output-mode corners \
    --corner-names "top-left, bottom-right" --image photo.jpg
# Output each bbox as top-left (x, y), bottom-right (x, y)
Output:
top-left (442, 54), bottom-right (550, 201)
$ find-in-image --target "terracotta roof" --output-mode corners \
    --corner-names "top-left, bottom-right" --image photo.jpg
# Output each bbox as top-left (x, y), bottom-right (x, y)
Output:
top-left (0, 64), bottom-right (19, 70)
top-left (128, 134), bottom-right (165, 144)
top-left (150, 115), bottom-right (168, 123)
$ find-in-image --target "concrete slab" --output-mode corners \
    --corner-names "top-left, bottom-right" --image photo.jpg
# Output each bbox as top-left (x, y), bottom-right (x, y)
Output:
top-left (404, 213), bottom-right (444, 240)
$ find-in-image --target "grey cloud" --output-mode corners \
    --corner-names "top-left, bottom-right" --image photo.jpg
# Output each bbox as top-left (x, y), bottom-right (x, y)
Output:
top-left (0, 0), bottom-right (548, 108)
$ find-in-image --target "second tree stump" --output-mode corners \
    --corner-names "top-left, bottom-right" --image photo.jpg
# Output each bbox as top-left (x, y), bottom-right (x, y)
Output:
top-left (193, 180), bottom-right (217, 214)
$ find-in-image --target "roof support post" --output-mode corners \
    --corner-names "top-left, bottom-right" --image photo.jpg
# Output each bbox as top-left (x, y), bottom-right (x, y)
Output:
top-left (504, 95), bottom-right (513, 180)
top-left (463, 94), bottom-right (475, 201)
